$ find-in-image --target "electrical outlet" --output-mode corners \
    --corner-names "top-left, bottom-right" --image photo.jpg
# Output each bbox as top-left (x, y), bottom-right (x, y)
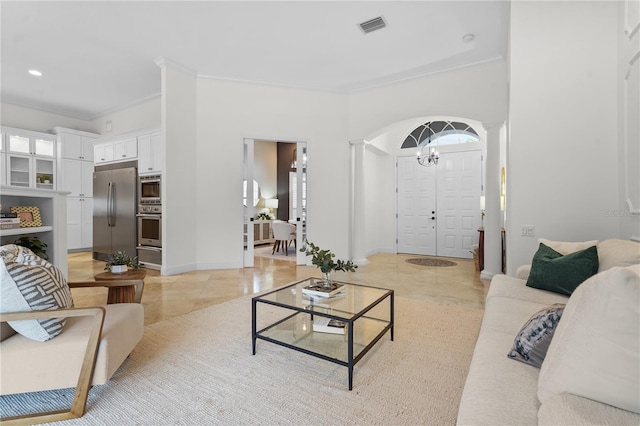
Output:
top-left (521, 225), bottom-right (535, 237)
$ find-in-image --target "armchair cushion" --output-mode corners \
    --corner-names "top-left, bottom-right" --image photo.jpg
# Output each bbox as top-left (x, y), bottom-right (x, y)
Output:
top-left (0, 303), bottom-right (144, 395)
top-left (0, 255), bottom-right (73, 342)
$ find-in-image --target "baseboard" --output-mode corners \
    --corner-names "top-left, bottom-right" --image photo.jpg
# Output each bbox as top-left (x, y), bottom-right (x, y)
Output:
top-left (161, 263), bottom-right (197, 276)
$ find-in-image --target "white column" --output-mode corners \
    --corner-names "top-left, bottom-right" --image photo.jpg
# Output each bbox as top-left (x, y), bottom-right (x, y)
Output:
top-left (350, 140), bottom-right (368, 265)
top-left (481, 122), bottom-right (504, 279)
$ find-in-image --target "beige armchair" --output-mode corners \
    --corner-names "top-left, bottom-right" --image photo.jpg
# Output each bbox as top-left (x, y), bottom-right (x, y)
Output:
top-left (0, 279), bottom-right (145, 425)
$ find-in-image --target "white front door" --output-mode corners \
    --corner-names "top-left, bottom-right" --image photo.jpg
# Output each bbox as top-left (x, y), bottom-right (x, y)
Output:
top-left (436, 150), bottom-right (482, 258)
top-left (397, 156), bottom-right (437, 255)
top-left (397, 150), bottom-right (482, 258)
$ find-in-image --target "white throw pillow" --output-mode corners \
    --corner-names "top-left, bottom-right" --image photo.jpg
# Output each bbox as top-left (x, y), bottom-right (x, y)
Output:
top-left (597, 239), bottom-right (640, 272)
top-left (538, 238), bottom-right (598, 255)
top-left (538, 266), bottom-right (640, 414)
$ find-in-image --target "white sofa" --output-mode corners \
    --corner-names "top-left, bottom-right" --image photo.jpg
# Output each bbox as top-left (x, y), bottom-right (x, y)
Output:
top-left (457, 238), bottom-right (640, 425)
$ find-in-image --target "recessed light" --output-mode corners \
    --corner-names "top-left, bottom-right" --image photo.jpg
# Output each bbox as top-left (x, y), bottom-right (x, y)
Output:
top-left (28, 69), bottom-right (42, 77)
top-left (462, 34), bottom-right (475, 43)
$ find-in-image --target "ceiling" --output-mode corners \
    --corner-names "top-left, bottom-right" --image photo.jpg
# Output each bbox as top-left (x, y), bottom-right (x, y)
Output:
top-left (1, 1), bottom-right (509, 121)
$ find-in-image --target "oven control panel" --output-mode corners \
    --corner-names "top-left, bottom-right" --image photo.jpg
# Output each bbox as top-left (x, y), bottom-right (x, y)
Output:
top-left (138, 205), bottom-right (161, 214)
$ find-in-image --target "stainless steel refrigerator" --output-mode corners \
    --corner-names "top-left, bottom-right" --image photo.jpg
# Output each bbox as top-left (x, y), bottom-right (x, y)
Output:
top-left (93, 161), bottom-right (137, 262)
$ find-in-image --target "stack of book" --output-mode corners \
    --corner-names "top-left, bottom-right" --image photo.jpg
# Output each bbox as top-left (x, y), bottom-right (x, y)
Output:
top-left (312, 317), bottom-right (346, 335)
top-left (301, 282), bottom-right (344, 298)
top-left (0, 213), bottom-right (20, 230)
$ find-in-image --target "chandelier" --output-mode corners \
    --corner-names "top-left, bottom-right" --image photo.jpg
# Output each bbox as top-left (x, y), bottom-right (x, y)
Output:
top-left (416, 145), bottom-right (439, 167)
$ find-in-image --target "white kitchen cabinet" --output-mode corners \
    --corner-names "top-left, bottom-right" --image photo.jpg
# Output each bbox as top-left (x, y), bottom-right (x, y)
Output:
top-left (114, 137), bottom-right (137, 161)
top-left (53, 129), bottom-right (96, 162)
top-left (138, 131), bottom-right (163, 174)
top-left (0, 153), bottom-right (6, 187)
top-left (67, 197), bottom-right (93, 251)
top-left (94, 142), bottom-right (115, 164)
top-left (61, 158), bottom-right (93, 197)
top-left (1, 127), bottom-right (57, 190)
top-left (7, 154), bottom-right (56, 190)
top-left (51, 127), bottom-right (99, 252)
top-left (1, 131), bottom-right (6, 186)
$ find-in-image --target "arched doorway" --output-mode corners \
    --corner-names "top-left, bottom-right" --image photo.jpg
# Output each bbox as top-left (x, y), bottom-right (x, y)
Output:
top-left (396, 119), bottom-right (483, 259)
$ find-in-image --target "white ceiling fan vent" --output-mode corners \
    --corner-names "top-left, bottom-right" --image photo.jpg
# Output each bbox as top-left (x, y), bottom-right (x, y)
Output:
top-left (359, 16), bottom-right (386, 34)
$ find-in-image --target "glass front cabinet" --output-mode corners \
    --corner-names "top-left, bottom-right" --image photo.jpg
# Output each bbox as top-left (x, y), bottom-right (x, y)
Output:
top-left (2, 128), bottom-right (56, 190)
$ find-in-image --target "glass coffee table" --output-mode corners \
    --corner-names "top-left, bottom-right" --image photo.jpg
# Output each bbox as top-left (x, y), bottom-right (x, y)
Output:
top-left (252, 277), bottom-right (394, 390)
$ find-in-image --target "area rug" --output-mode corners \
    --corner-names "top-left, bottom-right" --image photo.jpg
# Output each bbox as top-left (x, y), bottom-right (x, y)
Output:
top-left (254, 244), bottom-right (297, 261)
top-left (406, 257), bottom-right (457, 267)
top-left (0, 295), bottom-right (483, 425)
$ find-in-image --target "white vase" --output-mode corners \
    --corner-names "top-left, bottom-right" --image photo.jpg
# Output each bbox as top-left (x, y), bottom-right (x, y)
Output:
top-left (111, 265), bottom-right (128, 274)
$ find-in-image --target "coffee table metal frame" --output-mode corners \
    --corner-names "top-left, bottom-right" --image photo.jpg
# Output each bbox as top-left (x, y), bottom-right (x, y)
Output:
top-left (252, 277), bottom-right (394, 390)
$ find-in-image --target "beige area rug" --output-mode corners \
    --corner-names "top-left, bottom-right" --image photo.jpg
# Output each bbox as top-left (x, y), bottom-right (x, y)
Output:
top-left (254, 244), bottom-right (297, 261)
top-left (1, 296), bottom-right (483, 425)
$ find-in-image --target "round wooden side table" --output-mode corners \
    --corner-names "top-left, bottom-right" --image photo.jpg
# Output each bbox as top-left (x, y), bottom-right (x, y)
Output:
top-left (94, 269), bottom-right (147, 304)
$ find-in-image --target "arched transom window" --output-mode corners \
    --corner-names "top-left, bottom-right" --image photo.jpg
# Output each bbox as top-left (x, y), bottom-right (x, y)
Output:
top-left (401, 120), bottom-right (479, 150)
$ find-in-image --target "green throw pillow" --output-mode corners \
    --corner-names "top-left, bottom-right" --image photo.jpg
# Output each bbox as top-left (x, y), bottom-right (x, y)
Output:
top-left (526, 243), bottom-right (599, 296)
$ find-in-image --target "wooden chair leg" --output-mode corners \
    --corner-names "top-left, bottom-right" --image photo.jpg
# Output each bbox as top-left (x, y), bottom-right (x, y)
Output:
top-left (0, 307), bottom-right (105, 425)
top-left (272, 240), bottom-right (279, 255)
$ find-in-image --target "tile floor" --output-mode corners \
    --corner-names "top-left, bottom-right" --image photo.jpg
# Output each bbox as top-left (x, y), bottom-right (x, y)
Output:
top-left (69, 248), bottom-right (489, 325)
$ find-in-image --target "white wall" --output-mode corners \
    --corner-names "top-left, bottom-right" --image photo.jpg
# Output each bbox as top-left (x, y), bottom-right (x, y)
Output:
top-left (507, 0), bottom-right (620, 273)
top-left (1, 102), bottom-right (93, 133)
top-left (90, 97), bottom-right (160, 136)
top-left (348, 60), bottom-right (508, 141)
top-left (161, 64), bottom-right (198, 275)
top-left (195, 78), bottom-right (349, 269)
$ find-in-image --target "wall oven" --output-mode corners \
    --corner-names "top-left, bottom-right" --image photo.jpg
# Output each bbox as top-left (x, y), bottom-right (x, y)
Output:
top-left (139, 175), bottom-right (161, 206)
top-left (137, 214), bottom-right (161, 247)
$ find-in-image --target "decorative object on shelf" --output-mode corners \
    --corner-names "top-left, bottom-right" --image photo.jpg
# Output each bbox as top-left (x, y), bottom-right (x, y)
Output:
top-left (104, 250), bottom-right (142, 274)
top-left (36, 174), bottom-right (53, 184)
top-left (11, 235), bottom-right (49, 260)
top-left (256, 212), bottom-right (271, 220)
top-left (300, 240), bottom-right (357, 288)
top-left (9, 206), bottom-right (42, 227)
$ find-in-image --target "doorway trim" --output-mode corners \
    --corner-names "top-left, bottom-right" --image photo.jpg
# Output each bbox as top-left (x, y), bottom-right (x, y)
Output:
top-left (243, 137), bottom-right (308, 267)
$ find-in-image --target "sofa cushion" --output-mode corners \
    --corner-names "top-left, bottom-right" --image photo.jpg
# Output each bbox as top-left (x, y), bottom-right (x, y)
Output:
top-left (597, 238), bottom-right (640, 272)
top-left (538, 266), bottom-right (640, 414)
top-left (508, 303), bottom-right (565, 368)
top-left (0, 255), bottom-right (73, 342)
top-left (526, 243), bottom-right (598, 296)
top-left (538, 238), bottom-right (598, 255)
top-left (538, 393), bottom-right (640, 426)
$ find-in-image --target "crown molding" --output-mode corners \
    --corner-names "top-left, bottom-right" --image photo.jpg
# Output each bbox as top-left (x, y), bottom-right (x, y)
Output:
top-left (154, 56), bottom-right (198, 77)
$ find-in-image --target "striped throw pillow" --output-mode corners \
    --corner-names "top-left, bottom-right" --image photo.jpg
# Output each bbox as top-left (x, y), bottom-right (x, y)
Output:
top-left (0, 254), bottom-right (74, 342)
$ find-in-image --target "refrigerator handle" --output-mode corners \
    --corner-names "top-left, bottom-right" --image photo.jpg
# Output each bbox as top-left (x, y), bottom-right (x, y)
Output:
top-left (107, 182), bottom-right (113, 227)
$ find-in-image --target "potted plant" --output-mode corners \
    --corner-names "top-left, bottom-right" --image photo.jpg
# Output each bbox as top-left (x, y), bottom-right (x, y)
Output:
top-left (104, 251), bottom-right (141, 274)
top-left (12, 235), bottom-right (48, 260)
top-left (256, 212), bottom-right (271, 220)
top-left (300, 240), bottom-right (357, 287)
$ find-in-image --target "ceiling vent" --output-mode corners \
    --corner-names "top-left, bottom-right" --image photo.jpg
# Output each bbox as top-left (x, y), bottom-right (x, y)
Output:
top-left (359, 16), bottom-right (386, 34)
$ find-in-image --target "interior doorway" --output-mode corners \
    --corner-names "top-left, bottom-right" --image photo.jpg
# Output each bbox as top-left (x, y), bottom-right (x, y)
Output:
top-left (243, 138), bottom-right (307, 267)
top-left (397, 150), bottom-right (482, 258)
